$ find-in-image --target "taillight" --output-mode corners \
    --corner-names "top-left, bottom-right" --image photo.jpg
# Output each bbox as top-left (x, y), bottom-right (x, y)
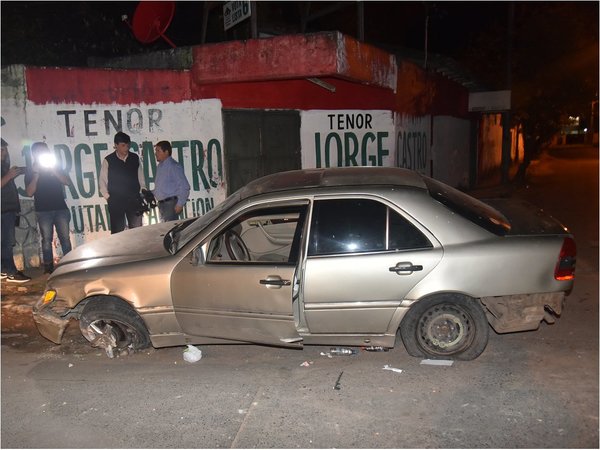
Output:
top-left (554, 237), bottom-right (576, 281)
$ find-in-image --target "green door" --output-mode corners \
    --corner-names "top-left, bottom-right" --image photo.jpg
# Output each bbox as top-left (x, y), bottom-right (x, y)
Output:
top-left (223, 110), bottom-right (301, 194)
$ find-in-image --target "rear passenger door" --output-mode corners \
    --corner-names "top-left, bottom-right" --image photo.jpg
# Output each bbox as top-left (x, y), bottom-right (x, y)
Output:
top-left (301, 196), bottom-right (442, 334)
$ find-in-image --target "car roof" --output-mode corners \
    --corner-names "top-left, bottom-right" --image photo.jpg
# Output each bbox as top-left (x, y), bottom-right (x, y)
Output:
top-left (237, 167), bottom-right (428, 200)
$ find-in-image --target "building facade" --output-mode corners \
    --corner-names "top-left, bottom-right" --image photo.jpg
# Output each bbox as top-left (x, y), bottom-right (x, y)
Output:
top-left (1, 32), bottom-right (520, 268)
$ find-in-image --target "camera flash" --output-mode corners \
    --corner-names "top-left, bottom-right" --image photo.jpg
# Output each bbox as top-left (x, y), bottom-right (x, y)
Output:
top-left (38, 153), bottom-right (57, 169)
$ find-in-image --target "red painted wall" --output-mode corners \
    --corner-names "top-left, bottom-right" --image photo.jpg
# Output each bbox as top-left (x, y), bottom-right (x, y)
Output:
top-left (23, 33), bottom-right (468, 119)
top-left (394, 61), bottom-right (468, 118)
top-left (191, 77), bottom-right (395, 110)
top-left (26, 67), bottom-right (190, 105)
top-left (191, 32), bottom-right (396, 90)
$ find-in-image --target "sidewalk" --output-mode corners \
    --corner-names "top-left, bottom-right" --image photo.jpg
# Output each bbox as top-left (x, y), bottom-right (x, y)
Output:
top-left (1, 267), bottom-right (48, 298)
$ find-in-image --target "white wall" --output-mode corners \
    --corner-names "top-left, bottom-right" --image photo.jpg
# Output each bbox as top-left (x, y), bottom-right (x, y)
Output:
top-left (2, 95), bottom-right (227, 255)
top-left (300, 110), bottom-right (395, 168)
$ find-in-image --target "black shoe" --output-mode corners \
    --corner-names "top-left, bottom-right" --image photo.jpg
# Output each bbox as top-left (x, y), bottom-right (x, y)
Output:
top-left (0, 272), bottom-right (7, 280)
top-left (44, 264), bottom-right (54, 274)
top-left (6, 271), bottom-right (31, 283)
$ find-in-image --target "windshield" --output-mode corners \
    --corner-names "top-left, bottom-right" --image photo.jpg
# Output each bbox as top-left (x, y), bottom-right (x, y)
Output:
top-left (167, 191), bottom-right (242, 253)
top-left (423, 176), bottom-right (511, 236)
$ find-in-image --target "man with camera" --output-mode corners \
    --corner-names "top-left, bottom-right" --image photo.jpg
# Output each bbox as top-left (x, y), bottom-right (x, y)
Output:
top-left (99, 131), bottom-right (146, 233)
top-left (1, 138), bottom-right (31, 283)
top-left (25, 141), bottom-right (72, 274)
top-left (153, 140), bottom-right (190, 222)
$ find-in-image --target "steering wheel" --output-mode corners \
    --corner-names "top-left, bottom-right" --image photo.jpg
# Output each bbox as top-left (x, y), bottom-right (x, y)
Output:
top-left (224, 230), bottom-right (251, 261)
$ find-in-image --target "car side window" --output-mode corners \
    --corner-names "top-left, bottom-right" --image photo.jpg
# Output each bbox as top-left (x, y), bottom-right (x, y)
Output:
top-left (207, 205), bottom-right (307, 264)
top-left (389, 209), bottom-right (432, 250)
top-left (308, 199), bottom-right (386, 256)
top-left (308, 198), bottom-right (431, 256)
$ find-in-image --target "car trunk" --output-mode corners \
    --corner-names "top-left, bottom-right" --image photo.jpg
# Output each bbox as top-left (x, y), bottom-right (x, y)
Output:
top-left (484, 198), bottom-right (569, 236)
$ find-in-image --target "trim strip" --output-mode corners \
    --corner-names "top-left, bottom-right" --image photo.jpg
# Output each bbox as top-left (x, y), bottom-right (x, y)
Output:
top-left (304, 300), bottom-right (401, 310)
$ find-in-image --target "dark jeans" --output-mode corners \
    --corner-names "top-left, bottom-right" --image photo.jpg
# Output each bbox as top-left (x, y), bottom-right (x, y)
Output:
top-left (36, 209), bottom-right (72, 265)
top-left (108, 196), bottom-right (143, 234)
top-left (158, 198), bottom-right (180, 222)
top-left (1, 211), bottom-right (18, 275)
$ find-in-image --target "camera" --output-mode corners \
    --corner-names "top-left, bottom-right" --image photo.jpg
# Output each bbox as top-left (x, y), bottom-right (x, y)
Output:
top-left (135, 189), bottom-right (157, 216)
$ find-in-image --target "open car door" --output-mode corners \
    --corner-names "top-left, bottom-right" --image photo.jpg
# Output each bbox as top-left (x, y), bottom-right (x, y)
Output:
top-left (171, 200), bottom-right (309, 346)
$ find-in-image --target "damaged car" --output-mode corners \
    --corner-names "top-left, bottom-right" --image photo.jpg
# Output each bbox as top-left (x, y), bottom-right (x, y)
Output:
top-left (33, 167), bottom-right (576, 360)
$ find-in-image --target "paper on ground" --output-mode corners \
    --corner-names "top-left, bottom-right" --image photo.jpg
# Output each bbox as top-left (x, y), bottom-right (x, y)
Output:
top-left (382, 364), bottom-right (402, 373)
top-left (420, 359), bottom-right (453, 366)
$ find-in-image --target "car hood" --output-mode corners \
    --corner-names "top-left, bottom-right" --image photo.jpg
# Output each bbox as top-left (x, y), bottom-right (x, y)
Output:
top-left (484, 198), bottom-right (569, 235)
top-left (56, 221), bottom-right (179, 271)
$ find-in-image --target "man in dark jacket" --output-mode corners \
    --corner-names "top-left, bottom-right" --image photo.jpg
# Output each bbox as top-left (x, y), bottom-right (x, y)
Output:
top-left (99, 132), bottom-right (146, 234)
top-left (1, 138), bottom-right (31, 283)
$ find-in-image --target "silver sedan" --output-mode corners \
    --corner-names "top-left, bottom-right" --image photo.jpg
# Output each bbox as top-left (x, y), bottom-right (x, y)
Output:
top-left (33, 167), bottom-right (576, 360)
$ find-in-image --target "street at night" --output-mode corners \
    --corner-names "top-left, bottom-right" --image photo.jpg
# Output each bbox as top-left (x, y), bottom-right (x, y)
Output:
top-left (1, 1), bottom-right (598, 448)
top-left (2, 144), bottom-right (597, 448)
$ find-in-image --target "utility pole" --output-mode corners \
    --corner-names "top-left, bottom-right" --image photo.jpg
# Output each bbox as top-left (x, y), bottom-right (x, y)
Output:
top-left (501, 2), bottom-right (514, 184)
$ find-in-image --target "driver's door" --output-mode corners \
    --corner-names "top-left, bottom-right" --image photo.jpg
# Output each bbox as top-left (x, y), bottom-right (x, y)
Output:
top-left (170, 201), bottom-right (309, 346)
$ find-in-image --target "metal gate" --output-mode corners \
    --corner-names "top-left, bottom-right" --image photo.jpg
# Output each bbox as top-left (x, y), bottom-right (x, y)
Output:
top-left (223, 110), bottom-right (301, 194)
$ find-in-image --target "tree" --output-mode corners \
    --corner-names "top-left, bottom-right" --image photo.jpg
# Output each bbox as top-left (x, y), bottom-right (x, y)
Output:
top-left (458, 2), bottom-right (599, 182)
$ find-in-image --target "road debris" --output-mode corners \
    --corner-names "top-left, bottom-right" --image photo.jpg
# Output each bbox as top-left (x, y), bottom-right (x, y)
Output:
top-left (382, 364), bottom-right (402, 373)
top-left (334, 371), bottom-right (344, 390)
top-left (420, 359), bottom-right (453, 366)
top-left (362, 346), bottom-right (389, 352)
top-left (300, 361), bottom-right (314, 367)
top-left (321, 347), bottom-right (358, 358)
top-left (183, 344), bottom-right (202, 363)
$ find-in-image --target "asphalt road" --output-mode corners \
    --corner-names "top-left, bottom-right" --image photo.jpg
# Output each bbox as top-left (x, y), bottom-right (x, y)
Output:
top-left (1, 145), bottom-right (598, 448)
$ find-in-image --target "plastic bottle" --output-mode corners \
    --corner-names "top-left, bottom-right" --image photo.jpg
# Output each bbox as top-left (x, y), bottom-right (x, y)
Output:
top-left (329, 347), bottom-right (358, 356)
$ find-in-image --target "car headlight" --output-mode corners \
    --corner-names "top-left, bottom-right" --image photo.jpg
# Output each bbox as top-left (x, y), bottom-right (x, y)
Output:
top-left (42, 290), bottom-right (57, 305)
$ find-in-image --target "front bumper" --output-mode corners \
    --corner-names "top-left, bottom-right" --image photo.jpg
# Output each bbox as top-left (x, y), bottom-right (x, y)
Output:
top-left (32, 300), bottom-right (70, 344)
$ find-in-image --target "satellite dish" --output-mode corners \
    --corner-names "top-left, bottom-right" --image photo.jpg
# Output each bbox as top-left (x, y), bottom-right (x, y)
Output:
top-left (131, 1), bottom-right (176, 48)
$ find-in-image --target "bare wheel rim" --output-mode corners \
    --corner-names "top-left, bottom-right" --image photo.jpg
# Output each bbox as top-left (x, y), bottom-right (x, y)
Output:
top-left (87, 319), bottom-right (139, 350)
top-left (416, 303), bottom-right (475, 356)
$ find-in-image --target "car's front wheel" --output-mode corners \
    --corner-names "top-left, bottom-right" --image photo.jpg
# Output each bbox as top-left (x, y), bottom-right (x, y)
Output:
top-left (79, 298), bottom-right (151, 358)
top-left (399, 295), bottom-right (489, 360)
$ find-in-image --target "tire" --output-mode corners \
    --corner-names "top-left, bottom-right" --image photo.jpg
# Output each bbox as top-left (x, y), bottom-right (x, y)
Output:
top-left (399, 294), bottom-right (489, 361)
top-left (79, 298), bottom-right (150, 358)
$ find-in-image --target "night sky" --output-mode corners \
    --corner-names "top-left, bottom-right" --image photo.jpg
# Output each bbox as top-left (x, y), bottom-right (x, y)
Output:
top-left (0, 1), bottom-right (510, 66)
top-left (1, 1), bottom-right (597, 103)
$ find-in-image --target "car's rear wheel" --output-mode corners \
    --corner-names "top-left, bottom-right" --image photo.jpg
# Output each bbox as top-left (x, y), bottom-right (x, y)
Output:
top-left (79, 299), bottom-right (150, 358)
top-left (399, 295), bottom-right (489, 360)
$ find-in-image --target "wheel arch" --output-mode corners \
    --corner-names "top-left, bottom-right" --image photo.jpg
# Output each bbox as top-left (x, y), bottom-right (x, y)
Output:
top-left (391, 291), bottom-right (485, 332)
top-left (74, 295), bottom-right (140, 320)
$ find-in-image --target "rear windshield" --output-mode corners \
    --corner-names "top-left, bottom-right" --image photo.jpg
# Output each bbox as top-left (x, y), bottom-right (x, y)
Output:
top-left (423, 176), bottom-right (511, 236)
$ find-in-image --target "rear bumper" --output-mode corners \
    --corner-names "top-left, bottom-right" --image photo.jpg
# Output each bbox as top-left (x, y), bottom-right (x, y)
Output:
top-left (481, 292), bottom-right (565, 333)
top-left (32, 302), bottom-right (69, 344)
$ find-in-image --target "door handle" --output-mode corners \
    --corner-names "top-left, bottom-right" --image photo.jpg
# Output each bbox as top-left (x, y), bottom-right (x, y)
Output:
top-left (389, 262), bottom-right (423, 274)
top-left (259, 276), bottom-right (291, 289)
